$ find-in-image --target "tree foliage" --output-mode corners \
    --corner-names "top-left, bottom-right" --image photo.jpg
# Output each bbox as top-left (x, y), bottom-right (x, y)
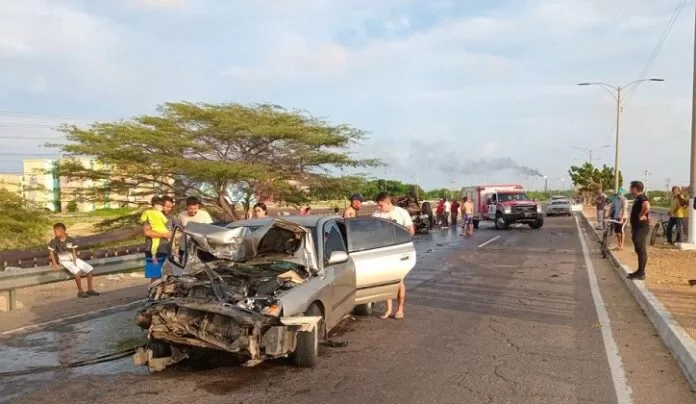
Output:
top-left (55, 102), bottom-right (379, 220)
top-left (0, 189), bottom-right (50, 250)
top-left (568, 162), bottom-right (623, 194)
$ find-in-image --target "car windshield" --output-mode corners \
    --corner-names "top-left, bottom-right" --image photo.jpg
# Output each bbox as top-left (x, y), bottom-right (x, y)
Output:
top-left (497, 192), bottom-right (530, 202)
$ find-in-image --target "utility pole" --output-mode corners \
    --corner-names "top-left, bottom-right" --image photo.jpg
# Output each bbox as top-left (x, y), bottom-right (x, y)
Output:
top-left (544, 176), bottom-right (548, 192)
top-left (573, 145), bottom-right (610, 165)
top-left (687, 2), bottom-right (696, 246)
top-left (643, 170), bottom-right (650, 195)
top-left (666, 177), bottom-right (671, 192)
top-left (577, 79), bottom-right (664, 192)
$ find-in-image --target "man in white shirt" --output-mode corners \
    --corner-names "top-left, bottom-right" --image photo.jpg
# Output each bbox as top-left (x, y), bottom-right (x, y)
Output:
top-left (372, 191), bottom-right (414, 320)
top-left (443, 198), bottom-right (451, 228)
top-left (178, 196), bottom-right (213, 226)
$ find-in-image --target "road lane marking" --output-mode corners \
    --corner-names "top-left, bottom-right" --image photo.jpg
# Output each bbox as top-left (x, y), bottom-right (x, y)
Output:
top-left (0, 299), bottom-right (146, 336)
top-left (477, 235), bottom-right (500, 248)
top-left (575, 215), bottom-right (633, 404)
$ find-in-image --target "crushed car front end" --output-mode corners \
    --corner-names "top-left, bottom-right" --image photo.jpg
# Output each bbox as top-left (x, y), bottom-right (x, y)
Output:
top-left (133, 220), bottom-right (323, 371)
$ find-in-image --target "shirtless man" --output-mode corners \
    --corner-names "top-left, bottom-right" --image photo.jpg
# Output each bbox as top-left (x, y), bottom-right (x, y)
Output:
top-left (343, 193), bottom-right (363, 218)
top-left (461, 197), bottom-right (474, 236)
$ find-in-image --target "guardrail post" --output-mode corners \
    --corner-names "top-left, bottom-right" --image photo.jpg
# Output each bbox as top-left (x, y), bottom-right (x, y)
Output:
top-left (8, 288), bottom-right (15, 311)
top-left (1, 289), bottom-right (16, 312)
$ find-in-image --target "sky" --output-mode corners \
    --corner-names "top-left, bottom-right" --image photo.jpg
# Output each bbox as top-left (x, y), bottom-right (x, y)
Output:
top-left (0, 0), bottom-right (693, 191)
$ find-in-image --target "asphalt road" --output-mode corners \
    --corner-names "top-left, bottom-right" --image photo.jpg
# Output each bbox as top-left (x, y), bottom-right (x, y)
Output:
top-left (3, 216), bottom-right (696, 404)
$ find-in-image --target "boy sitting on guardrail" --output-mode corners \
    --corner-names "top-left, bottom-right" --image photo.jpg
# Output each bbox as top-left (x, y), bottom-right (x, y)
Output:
top-left (48, 223), bottom-right (100, 299)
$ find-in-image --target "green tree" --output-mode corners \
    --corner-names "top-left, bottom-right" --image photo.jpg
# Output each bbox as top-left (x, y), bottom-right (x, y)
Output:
top-left (568, 162), bottom-right (623, 196)
top-left (0, 189), bottom-right (50, 250)
top-left (55, 102), bottom-right (379, 220)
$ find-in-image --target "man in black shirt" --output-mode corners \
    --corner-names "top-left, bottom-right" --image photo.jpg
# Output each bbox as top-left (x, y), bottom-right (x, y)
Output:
top-left (628, 181), bottom-right (651, 280)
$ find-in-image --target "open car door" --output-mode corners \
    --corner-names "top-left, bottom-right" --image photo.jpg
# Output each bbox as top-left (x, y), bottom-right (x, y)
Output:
top-left (344, 217), bottom-right (416, 305)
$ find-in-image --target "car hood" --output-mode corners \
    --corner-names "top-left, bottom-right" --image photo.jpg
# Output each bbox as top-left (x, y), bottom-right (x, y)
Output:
top-left (499, 200), bottom-right (536, 206)
top-left (183, 219), bottom-right (320, 275)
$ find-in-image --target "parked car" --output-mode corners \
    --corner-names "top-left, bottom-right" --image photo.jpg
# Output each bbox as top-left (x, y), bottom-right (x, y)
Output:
top-left (546, 197), bottom-right (572, 216)
top-left (133, 216), bottom-right (416, 371)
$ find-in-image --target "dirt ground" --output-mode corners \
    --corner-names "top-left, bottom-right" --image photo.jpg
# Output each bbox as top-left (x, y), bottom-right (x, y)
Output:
top-left (584, 207), bottom-right (696, 340)
top-left (0, 273), bottom-right (149, 332)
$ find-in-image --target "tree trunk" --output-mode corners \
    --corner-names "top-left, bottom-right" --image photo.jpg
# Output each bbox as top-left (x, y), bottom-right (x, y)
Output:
top-left (217, 193), bottom-right (239, 221)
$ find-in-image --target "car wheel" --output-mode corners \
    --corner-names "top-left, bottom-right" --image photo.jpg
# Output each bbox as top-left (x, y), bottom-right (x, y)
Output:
top-left (529, 219), bottom-right (544, 229)
top-left (353, 302), bottom-right (373, 316)
top-left (473, 219), bottom-right (479, 229)
top-left (494, 214), bottom-right (508, 230)
top-left (293, 303), bottom-right (324, 368)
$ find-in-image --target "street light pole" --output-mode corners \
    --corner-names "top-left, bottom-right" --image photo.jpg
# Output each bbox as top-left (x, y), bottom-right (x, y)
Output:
top-left (573, 144), bottom-right (610, 165)
top-left (614, 87), bottom-right (622, 192)
top-left (688, 3), bottom-right (696, 245)
top-left (577, 78), bottom-right (664, 193)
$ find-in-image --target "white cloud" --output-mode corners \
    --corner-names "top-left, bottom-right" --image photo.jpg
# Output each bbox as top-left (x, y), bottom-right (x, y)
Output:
top-left (0, 0), bottom-right (693, 187)
top-left (130, 0), bottom-right (187, 10)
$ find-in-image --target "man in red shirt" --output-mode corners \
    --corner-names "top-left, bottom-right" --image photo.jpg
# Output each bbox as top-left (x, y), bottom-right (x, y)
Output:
top-left (450, 199), bottom-right (460, 226)
top-left (435, 199), bottom-right (445, 226)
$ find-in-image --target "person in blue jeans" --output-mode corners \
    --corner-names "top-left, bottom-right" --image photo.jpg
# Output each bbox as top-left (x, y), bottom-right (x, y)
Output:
top-left (142, 195), bottom-right (175, 282)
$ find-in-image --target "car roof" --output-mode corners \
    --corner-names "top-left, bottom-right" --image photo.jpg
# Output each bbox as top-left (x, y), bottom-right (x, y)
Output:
top-left (227, 215), bottom-right (336, 228)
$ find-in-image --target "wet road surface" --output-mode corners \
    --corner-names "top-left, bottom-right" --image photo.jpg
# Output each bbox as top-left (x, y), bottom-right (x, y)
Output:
top-left (2, 217), bottom-right (695, 403)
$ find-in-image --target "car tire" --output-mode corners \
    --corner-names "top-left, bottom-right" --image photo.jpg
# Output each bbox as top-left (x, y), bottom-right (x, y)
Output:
top-left (473, 220), bottom-right (479, 229)
top-left (494, 213), bottom-right (508, 230)
top-left (529, 219), bottom-right (544, 229)
top-left (293, 303), bottom-right (324, 368)
top-left (353, 302), bottom-right (373, 316)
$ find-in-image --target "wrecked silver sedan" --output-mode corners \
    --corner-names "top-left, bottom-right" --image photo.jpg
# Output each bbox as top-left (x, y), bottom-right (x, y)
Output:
top-left (134, 215), bottom-right (416, 371)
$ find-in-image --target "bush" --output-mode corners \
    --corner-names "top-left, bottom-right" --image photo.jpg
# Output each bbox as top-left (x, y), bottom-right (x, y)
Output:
top-left (0, 189), bottom-right (51, 250)
top-left (66, 199), bottom-right (79, 213)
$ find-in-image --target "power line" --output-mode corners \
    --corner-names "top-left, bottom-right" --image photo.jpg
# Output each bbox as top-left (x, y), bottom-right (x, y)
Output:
top-left (0, 110), bottom-right (119, 121)
top-left (623, 0), bottom-right (687, 106)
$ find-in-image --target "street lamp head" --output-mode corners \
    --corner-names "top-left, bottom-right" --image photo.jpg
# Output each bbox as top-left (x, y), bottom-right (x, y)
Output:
top-left (577, 83), bottom-right (592, 86)
top-left (648, 78), bottom-right (665, 82)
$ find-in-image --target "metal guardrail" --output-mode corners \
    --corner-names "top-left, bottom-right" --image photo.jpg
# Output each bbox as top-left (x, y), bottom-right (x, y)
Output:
top-left (0, 253), bottom-right (144, 312)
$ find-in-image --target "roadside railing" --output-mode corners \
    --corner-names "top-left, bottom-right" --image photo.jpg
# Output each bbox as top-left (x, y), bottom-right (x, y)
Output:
top-left (0, 253), bottom-right (144, 312)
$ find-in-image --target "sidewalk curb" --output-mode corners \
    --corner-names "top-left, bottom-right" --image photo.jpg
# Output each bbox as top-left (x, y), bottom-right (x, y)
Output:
top-left (580, 212), bottom-right (696, 391)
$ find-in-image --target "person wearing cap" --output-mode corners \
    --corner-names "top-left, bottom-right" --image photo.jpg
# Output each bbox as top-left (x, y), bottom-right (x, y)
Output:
top-left (343, 193), bottom-right (363, 218)
top-left (607, 188), bottom-right (628, 250)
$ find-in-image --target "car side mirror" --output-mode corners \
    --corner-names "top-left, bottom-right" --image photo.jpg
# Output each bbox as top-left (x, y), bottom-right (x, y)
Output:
top-left (327, 251), bottom-right (349, 265)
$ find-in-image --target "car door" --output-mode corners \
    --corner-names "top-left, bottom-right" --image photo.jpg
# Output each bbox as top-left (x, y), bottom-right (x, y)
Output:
top-left (321, 221), bottom-right (356, 327)
top-left (344, 217), bottom-right (416, 305)
top-left (487, 194), bottom-right (497, 218)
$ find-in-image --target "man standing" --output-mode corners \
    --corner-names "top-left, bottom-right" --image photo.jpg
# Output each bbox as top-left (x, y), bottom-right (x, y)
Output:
top-left (178, 196), bottom-right (213, 227)
top-left (595, 191), bottom-right (607, 230)
top-left (435, 199), bottom-right (444, 226)
top-left (372, 191), bottom-right (414, 320)
top-left (343, 193), bottom-right (363, 218)
top-left (462, 197), bottom-right (475, 236)
top-left (442, 198), bottom-right (451, 228)
top-left (142, 195), bottom-right (175, 282)
top-left (628, 181), bottom-right (651, 280)
top-left (607, 189), bottom-right (627, 250)
top-left (667, 186), bottom-right (688, 245)
top-left (450, 198), bottom-right (460, 227)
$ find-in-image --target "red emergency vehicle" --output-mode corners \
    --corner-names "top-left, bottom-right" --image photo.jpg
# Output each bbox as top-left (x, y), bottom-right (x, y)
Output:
top-left (461, 184), bottom-right (544, 230)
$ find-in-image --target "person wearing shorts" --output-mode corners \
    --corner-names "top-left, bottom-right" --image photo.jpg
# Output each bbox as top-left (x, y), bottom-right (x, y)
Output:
top-left (48, 223), bottom-right (100, 298)
top-left (462, 197), bottom-right (474, 236)
top-left (608, 189), bottom-right (627, 250)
